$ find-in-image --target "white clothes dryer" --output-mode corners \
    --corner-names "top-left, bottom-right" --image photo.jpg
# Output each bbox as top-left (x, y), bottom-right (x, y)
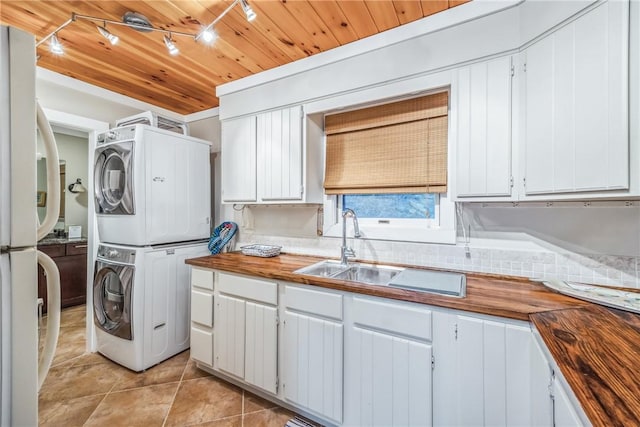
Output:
top-left (93, 240), bottom-right (209, 371)
top-left (94, 124), bottom-right (211, 246)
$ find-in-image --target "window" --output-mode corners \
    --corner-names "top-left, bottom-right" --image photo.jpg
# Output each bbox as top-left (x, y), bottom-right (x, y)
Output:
top-left (343, 193), bottom-right (437, 219)
top-left (321, 91), bottom-right (456, 244)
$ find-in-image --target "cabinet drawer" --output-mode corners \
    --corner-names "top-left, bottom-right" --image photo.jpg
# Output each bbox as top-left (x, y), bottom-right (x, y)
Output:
top-left (190, 327), bottom-right (213, 367)
top-left (191, 290), bottom-right (213, 327)
top-left (352, 296), bottom-right (432, 342)
top-left (192, 267), bottom-right (214, 290)
top-left (284, 285), bottom-right (342, 321)
top-left (217, 272), bottom-right (277, 305)
top-left (38, 244), bottom-right (65, 258)
top-left (65, 242), bottom-right (88, 256)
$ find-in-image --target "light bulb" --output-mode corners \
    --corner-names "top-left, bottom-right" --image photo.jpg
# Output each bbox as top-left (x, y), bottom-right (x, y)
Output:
top-left (50, 33), bottom-right (64, 55)
top-left (97, 26), bottom-right (119, 45)
top-left (163, 34), bottom-right (179, 56)
top-left (240, 0), bottom-right (257, 22)
top-left (199, 28), bottom-right (217, 44)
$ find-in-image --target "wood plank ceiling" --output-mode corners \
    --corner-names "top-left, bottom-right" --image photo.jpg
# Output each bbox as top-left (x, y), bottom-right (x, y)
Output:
top-left (1, 0), bottom-right (469, 114)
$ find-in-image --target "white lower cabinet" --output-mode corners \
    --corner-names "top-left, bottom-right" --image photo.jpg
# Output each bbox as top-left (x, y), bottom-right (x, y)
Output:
top-left (214, 272), bottom-right (279, 395)
top-left (432, 311), bottom-right (547, 427)
top-left (189, 267), bottom-right (588, 427)
top-left (531, 331), bottom-right (588, 427)
top-left (281, 284), bottom-right (343, 424)
top-left (344, 296), bottom-right (433, 427)
top-left (190, 268), bottom-right (214, 367)
top-left (553, 375), bottom-right (585, 427)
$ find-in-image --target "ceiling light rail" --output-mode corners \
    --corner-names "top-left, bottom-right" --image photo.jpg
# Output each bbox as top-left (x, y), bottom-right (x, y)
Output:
top-left (35, 0), bottom-right (257, 57)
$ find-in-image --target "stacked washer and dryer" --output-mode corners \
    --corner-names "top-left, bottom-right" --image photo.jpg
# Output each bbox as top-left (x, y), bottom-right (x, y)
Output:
top-left (92, 121), bottom-right (211, 371)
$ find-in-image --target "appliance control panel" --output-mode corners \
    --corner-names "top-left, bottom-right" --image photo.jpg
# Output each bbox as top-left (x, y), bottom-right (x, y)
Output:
top-left (97, 245), bottom-right (136, 264)
top-left (96, 125), bottom-right (138, 145)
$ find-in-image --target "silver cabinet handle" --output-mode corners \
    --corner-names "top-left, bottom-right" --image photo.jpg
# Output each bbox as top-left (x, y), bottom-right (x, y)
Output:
top-left (74, 245), bottom-right (88, 248)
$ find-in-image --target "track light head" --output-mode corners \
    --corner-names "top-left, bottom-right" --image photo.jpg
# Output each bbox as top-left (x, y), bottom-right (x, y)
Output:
top-left (163, 34), bottom-right (179, 56)
top-left (197, 27), bottom-right (217, 44)
top-left (49, 33), bottom-right (64, 55)
top-left (97, 25), bottom-right (119, 45)
top-left (240, 0), bottom-right (257, 22)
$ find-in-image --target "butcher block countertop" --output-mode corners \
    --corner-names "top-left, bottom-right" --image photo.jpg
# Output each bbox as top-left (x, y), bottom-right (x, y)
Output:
top-left (185, 252), bottom-right (588, 321)
top-left (186, 252), bottom-right (640, 426)
top-left (532, 306), bottom-right (640, 426)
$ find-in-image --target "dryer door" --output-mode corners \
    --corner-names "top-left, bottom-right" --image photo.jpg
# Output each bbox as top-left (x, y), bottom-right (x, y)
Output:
top-left (93, 260), bottom-right (134, 340)
top-left (94, 142), bottom-right (134, 215)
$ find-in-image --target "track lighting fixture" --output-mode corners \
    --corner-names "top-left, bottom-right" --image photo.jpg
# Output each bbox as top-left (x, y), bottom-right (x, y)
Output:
top-left (49, 33), bottom-right (64, 55)
top-left (240, 0), bottom-right (257, 22)
top-left (163, 34), bottom-right (179, 56)
top-left (36, 0), bottom-right (257, 58)
top-left (97, 25), bottom-right (119, 45)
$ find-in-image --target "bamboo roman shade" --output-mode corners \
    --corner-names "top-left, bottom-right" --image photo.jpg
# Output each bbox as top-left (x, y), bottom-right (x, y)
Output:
top-left (324, 92), bottom-right (449, 195)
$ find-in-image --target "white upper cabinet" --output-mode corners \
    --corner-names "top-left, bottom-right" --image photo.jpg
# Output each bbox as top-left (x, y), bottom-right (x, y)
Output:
top-left (221, 106), bottom-right (323, 204)
top-left (523, 1), bottom-right (629, 196)
top-left (455, 56), bottom-right (513, 199)
top-left (221, 116), bottom-right (257, 202)
top-left (257, 106), bottom-right (304, 201)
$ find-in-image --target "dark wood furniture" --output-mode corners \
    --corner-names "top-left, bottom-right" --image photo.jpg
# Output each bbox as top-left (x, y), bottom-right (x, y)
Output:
top-left (38, 241), bottom-right (88, 312)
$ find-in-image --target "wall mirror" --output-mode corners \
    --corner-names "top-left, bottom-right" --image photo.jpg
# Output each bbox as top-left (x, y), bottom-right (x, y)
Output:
top-left (37, 158), bottom-right (66, 230)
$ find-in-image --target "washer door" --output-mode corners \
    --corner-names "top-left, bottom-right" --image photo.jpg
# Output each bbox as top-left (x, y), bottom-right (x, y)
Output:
top-left (93, 261), bottom-right (134, 340)
top-left (94, 142), bottom-right (134, 215)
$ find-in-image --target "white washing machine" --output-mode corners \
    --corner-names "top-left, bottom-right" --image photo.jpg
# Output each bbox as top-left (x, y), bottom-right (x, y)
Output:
top-left (94, 124), bottom-right (211, 246)
top-left (93, 240), bottom-right (209, 371)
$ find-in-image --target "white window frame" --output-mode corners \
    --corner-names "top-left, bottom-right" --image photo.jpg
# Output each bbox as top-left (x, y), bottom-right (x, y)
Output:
top-left (323, 192), bottom-right (456, 244)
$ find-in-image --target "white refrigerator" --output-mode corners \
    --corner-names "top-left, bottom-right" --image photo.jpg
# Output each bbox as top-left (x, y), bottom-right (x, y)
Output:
top-left (0, 25), bottom-right (62, 426)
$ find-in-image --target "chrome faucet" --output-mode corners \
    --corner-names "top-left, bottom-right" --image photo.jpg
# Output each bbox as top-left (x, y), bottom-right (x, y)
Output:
top-left (340, 208), bottom-right (361, 265)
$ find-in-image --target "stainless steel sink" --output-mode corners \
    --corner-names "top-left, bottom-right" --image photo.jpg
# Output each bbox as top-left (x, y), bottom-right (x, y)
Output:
top-left (294, 260), bottom-right (350, 278)
top-left (294, 260), bottom-right (404, 286)
top-left (294, 260), bottom-right (466, 297)
top-left (333, 263), bottom-right (404, 286)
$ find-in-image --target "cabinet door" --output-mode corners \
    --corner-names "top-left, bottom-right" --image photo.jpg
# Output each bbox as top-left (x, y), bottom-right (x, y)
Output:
top-left (345, 325), bottom-right (432, 427)
top-left (282, 311), bottom-right (343, 423)
top-left (56, 254), bottom-right (88, 308)
top-left (215, 294), bottom-right (246, 378)
top-left (553, 376), bottom-right (584, 427)
top-left (531, 336), bottom-right (553, 427)
top-left (524, 1), bottom-right (629, 195)
top-left (190, 327), bottom-right (214, 367)
top-left (256, 106), bottom-right (303, 201)
top-left (221, 116), bottom-right (257, 202)
top-left (456, 56), bottom-right (512, 197)
top-left (435, 313), bottom-right (537, 426)
top-left (245, 301), bottom-right (278, 394)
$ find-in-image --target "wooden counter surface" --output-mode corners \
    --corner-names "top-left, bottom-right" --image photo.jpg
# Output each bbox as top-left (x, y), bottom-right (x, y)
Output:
top-left (186, 252), bottom-right (588, 321)
top-left (532, 306), bottom-right (640, 427)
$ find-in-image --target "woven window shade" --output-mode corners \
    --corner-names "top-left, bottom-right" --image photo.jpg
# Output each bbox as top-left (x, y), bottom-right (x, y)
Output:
top-left (324, 92), bottom-right (448, 194)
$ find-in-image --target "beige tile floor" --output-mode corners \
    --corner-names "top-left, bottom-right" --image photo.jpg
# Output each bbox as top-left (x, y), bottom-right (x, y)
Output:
top-left (38, 305), bottom-right (297, 427)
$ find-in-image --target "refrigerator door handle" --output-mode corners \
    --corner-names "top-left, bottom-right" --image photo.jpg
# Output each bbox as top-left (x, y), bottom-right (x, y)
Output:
top-left (36, 250), bottom-right (60, 390)
top-left (36, 102), bottom-right (60, 241)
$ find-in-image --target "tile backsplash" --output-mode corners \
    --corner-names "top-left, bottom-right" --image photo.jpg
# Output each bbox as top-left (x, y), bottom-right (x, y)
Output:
top-left (236, 232), bottom-right (640, 288)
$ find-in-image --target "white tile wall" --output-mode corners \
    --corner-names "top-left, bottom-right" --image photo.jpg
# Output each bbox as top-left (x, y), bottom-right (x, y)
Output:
top-left (236, 232), bottom-right (640, 288)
